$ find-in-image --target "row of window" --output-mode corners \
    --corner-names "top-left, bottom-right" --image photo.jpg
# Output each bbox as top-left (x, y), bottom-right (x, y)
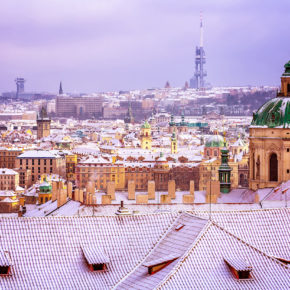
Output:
top-left (19, 159), bottom-right (53, 166)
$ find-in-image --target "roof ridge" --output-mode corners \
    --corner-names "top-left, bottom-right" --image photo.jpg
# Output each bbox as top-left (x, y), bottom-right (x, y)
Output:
top-left (193, 207), bottom-right (288, 214)
top-left (156, 221), bottom-right (213, 289)
top-left (113, 212), bottom-right (183, 288)
top-left (212, 222), bottom-right (289, 269)
top-left (157, 220), bottom-right (289, 289)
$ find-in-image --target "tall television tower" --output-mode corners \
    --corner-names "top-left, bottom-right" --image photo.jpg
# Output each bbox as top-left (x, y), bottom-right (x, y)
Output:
top-left (190, 12), bottom-right (207, 89)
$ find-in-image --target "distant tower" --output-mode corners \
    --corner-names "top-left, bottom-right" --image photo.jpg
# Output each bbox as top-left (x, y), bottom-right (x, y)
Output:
top-left (37, 107), bottom-right (51, 139)
top-left (218, 135), bottom-right (232, 193)
top-left (140, 120), bottom-right (152, 150)
top-left (165, 81), bottom-right (171, 89)
top-left (171, 132), bottom-right (177, 154)
top-left (190, 12), bottom-right (207, 89)
top-left (15, 78), bottom-right (25, 98)
top-left (124, 101), bottom-right (134, 124)
top-left (59, 81), bottom-right (63, 95)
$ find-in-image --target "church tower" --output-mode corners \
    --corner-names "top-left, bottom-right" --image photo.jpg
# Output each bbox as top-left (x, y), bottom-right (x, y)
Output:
top-left (171, 132), bottom-right (177, 154)
top-left (141, 120), bottom-right (152, 150)
top-left (249, 61), bottom-right (290, 190)
top-left (59, 81), bottom-right (63, 95)
top-left (124, 101), bottom-right (134, 124)
top-left (37, 107), bottom-right (51, 140)
top-left (218, 137), bottom-right (232, 193)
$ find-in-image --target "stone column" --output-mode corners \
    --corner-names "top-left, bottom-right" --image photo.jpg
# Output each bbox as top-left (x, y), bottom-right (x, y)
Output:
top-left (74, 188), bottom-right (79, 201)
top-left (168, 180), bottom-right (176, 199)
top-left (128, 180), bottom-right (135, 200)
top-left (136, 194), bottom-right (148, 204)
top-left (52, 181), bottom-right (58, 201)
top-left (102, 195), bottom-right (111, 205)
top-left (148, 180), bottom-right (155, 200)
top-left (161, 194), bottom-right (171, 204)
top-left (79, 189), bottom-right (84, 203)
top-left (67, 182), bottom-right (72, 199)
top-left (190, 180), bottom-right (195, 195)
top-left (107, 181), bottom-right (115, 200)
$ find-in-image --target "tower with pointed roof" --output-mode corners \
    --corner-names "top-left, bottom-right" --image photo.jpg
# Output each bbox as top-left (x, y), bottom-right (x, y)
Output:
top-left (249, 61), bottom-right (290, 190)
top-left (218, 137), bottom-right (232, 193)
top-left (140, 120), bottom-right (152, 150)
top-left (124, 101), bottom-right (134, 124)
top-left (171, 132), bottom-right (177, 154)
top-left (37, 107), bottom-right (51, 139)
top-left (59, 81), bottom-right (63, 95)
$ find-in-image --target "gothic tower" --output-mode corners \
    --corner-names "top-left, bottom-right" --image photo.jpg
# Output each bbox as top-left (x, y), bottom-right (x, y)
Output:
top-left (37, 107), bottom-right (51, 140)
top-left (59, 81), bottom-right (63, 95)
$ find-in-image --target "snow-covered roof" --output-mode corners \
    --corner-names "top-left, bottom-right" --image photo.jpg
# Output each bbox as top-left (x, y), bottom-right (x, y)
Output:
top-left (0, 168), bottom-right (18, 175)
top-left (17, 150), bottom-right (57, 159)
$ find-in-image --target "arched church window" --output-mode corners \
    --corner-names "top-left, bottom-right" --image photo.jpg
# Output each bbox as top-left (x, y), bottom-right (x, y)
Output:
top-left (269, 153), bottom-right (278, 182)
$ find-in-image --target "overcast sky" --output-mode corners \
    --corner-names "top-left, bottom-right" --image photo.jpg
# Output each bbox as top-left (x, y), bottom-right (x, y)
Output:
top-left (0, 0), bottom-right (289, 93)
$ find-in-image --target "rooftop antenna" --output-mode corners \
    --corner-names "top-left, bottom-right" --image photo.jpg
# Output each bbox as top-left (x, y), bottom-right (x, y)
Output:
top-left (200, 11), bottom-right (204, 48)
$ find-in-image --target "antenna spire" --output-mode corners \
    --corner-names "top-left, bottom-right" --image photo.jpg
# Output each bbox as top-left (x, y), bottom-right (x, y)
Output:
top-left (200, 11), bottom-right (204, 47)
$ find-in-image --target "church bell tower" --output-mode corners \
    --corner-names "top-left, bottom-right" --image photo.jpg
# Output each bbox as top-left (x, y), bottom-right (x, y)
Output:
top-left (37, 107), bottom-right (51, 140)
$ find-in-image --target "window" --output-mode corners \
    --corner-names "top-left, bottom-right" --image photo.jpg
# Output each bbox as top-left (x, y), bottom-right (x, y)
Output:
top-left (38, 159), bottom-right (40, 165)
top-left (224, 257), bottom-right (252, 280)
top-left (143, 254), bottom-right (179, 275)
top-left (287, 169), bottom-right (290, 174)
top-left (287, 148), bottom-right (290, 153)
top-left (0, 266), bottom-right (10, 276)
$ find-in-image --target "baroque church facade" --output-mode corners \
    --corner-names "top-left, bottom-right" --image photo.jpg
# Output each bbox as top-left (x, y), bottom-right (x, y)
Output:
top-left (249, 61), bottom-right (290, 190)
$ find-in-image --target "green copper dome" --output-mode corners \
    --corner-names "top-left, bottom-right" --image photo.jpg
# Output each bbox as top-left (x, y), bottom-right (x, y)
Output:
top-left (141, 120), bottom-right (151, 129)
top-left (282, 61), bottom-right (290, 76)
top-left (251, 97), bottom-right (290, 128)
top-left (205, 134), bottom-right (225, 147)
top-left (39, 181), bottom-right (52, 193)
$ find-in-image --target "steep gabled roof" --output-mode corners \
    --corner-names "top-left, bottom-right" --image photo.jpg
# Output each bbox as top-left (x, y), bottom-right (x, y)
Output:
top-left (115, 213), bottom-right (208, 289)
top-left (157, 223), bottom-right (289, 289)
top-left (0, 213), bottom-right (178, 289)
top-left (194, 208), bottom-right (290, 260)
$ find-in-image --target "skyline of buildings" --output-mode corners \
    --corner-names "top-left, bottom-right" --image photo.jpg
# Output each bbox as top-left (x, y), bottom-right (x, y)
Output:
top-left (0, 2), bottom-right (289, 288)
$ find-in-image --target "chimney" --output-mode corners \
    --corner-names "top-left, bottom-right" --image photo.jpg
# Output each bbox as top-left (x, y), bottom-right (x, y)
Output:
top-left (115, 201), bottom-right (130, 215)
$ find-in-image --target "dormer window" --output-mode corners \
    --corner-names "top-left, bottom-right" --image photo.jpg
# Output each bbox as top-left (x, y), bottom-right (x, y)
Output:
top-left (0, 251), bottom-right (11, 276)
top-left (143, 254), bottom-right (180, 275)
top-left (175, 223), bottom-right (185, 231)
top-left (224, 257), bottom-right (252, 280)
top-left (82, 246), bottom-right (109, 272)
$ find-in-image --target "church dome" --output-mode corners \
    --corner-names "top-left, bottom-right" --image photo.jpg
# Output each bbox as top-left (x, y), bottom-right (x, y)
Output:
top-left (251, 61), bottom-right (290, 128)
top-left (251, 97), bottom-right (290, 128)
top-left (205, 134), bottom-right (224, 147)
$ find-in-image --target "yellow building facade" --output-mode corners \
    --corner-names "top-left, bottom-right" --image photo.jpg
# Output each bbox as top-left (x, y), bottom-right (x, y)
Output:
top-left (140, 121), bottom-right (152, 150)
top-left (65, 153), bottom-right (77, 182)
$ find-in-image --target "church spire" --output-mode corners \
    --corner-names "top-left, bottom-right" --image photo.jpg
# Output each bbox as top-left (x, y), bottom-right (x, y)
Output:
top-left (59, 81), bottom-right (63, 95)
